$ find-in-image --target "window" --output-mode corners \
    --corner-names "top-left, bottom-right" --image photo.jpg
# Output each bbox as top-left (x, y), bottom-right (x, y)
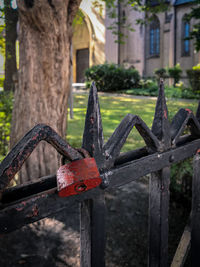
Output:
top-left (182, 16), bottom-right (190, 56)
top-left (149, 16), bottom-right (160, 56)
top-left (148, 0), bottom-right (170, 6)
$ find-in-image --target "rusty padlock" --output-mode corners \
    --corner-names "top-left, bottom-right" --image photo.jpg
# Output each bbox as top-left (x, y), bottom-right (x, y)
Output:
top-left (57, 158), bottom-right (102, 197)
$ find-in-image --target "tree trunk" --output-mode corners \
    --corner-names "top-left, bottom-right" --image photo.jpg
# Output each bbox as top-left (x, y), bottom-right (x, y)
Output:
top-left (11, 0), bottom-right (81, 183)
top-left (4, 0), bottom-right (18, 91)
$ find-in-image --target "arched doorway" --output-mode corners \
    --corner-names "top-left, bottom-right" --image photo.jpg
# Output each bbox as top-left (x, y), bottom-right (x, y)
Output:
top-left (72, 16), bottom-right (91, 83)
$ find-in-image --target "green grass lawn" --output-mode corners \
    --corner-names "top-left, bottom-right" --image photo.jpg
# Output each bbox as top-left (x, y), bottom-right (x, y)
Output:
top-left (0, 76), bottom-right (4, 90)
top-left (67, 93), bottom-right (198, 152)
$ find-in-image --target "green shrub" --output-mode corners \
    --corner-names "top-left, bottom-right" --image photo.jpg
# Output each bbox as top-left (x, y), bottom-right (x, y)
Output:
top-left (139, 78), bottom-right (155, 89)
top-left (163, 84), bottom-right (200, 99)
top-left (0, 91), bottom-right (13, 161)
top-left (121, 83), bottom-right (200, 99)
top-left (168, 110), bottom-right (193, 200)
top-left (181, 88), bottom-right (200, 99)
top-left (154, 68), bottom-right (167, 81)
top-left (85, 63), bottom-right (140, 92)
top-left (0, 77), bottom-right (4, 89)
top-left (165, 85), bottom-right (183, 98)
top-left (168, 63), bottom-right (182, 87)
top-left (186, 64), bottom-right (200, 92)
top-left (121, 80), bottom-right (158, 97)
top-left (170, 159), bottom-right (193, 201)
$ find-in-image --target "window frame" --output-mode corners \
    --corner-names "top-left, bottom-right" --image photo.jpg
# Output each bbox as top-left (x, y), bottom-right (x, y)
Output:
top-left (181, 15), bottom-right (190, 57)
top-left (149, 16), bottom-right (160, 57)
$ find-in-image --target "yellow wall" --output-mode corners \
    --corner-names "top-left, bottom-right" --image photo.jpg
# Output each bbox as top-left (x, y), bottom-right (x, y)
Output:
top-left (72, 20), bottom-right (90, 82)
top-left (72, 0), bottom-right (106, 82)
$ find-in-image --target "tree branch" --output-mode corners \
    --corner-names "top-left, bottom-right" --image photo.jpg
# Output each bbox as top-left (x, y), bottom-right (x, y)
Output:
top-left (67, 0), bottom-right (82, 27)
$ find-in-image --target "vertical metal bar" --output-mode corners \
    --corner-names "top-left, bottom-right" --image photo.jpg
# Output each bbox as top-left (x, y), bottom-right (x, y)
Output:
top-left (91, 193), bottom-right (106, 267)
top-left (149, 167), bottom-right (170, 267)
top-left (191, 151), bottom-right (200, 266)
top-left (80, 194), bottom-right (106, 267)
top-left (149, 81), bottom-right (171, 267)
top-left (80, 83), bottom-right (106, 267)
top-left (80, 199), bottom-right (92, 267)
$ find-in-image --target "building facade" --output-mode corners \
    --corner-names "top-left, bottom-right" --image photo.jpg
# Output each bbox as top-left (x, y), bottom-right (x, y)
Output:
top-left (72, 0), bottom-right (199, 83)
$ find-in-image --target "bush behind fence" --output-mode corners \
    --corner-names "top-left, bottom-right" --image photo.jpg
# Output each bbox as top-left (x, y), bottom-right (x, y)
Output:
top-left (0, 91), bottom-right (13, 161)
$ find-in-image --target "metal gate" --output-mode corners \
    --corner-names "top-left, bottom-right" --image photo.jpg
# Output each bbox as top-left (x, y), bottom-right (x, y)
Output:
top-left (0, 82), bottom-right (200, 266)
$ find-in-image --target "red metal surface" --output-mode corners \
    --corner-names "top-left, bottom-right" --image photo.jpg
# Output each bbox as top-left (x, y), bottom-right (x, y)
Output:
top-left (186, 108), bottom-right (192, 114)
top-left (57, 158), bottom-right (101, 197)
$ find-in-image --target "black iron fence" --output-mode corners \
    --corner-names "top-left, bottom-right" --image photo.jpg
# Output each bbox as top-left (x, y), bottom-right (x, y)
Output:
top-left (0, 82), bottom-right (200, 266)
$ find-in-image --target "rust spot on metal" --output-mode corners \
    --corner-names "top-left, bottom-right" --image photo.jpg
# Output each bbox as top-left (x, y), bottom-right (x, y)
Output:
top-left (185, 108), bottom-right (192, 114)
top-left (90, 116), bottom-right (94, 124)
top-left (27, 205), bottom-right (39, 218)
top-left (31, 194), bottom-right (47, 202)
top-left (31, 133), bottom-right (39, 141)
top-left (16, 206), bottom-right (24, 212)
top-left (32, 205), bottom-right (39, 216)
top-left (15, 201), bottom-right (27, 212)
top-left (91, 144), bottom-right (95, 152)
top-left (164, 109), bottom-right (167, 119)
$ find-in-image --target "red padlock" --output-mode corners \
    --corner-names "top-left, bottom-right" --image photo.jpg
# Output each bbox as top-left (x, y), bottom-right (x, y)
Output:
top-left (57, 158), bottom-right (102, 197)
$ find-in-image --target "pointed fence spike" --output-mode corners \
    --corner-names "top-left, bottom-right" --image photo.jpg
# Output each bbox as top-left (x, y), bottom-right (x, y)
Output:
top-left (170, 109), bottom-right (188, 141)
top-left (104, 114), bottom-right (160, 168)
top-left (103, 114), bottom-right (137, 167)
top-left (82, 83), bottom-right (104, 163)
top-left (171, 108), bottom-right (200, 145)
top-left (135, 116), bottom-right (160, 151)
top-left (81, 84), bottom-right (106, 267)
top-left (0, 124), bottom-right (82, 192)
top-left (152, 80), bottom-right (171, 149)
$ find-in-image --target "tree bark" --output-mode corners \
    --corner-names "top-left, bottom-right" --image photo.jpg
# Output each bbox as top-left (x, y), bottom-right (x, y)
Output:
top-left (11, 0), bottom-right (81, 183)
top-left (4, 0), bottom-right (18, 91)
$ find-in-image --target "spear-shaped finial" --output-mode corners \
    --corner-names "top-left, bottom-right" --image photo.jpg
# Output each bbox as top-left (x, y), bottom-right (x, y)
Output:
top-left (103, 114), bottom-right (160, 168)
top-left (152, 79), bottom-right (171, 150)
top-left (82, 83), bottom-right (104, 165)
top-left (171, 108), bottom-right (200, 145)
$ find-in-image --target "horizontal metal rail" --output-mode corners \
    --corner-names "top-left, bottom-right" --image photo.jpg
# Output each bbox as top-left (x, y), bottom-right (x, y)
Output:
top-left (0, 137), bottom-right (199, 234)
